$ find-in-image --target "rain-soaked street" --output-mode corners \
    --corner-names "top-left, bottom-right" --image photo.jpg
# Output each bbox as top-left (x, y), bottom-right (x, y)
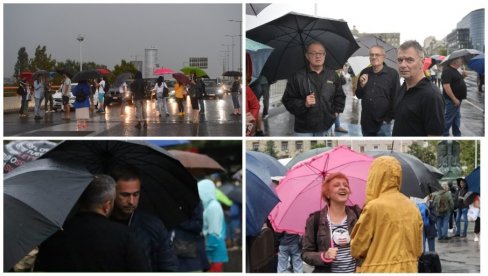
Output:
top-left (3, 94), bottom-right (242, 137)
top-left (263, 71), bottom-right (484, 137)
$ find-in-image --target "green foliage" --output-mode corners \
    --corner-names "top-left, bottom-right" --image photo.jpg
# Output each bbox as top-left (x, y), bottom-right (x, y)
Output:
top-left (265, 141), bottom-right (277, 158)
top-left (14, 47), bottom-right (30, 79)
top-left (29, 45), bottom-right (56, 72)
top-left (112, 60), bottom-right (138, 83)
top-left (311, 143), bottom-right (326, 150)
top-left (459, 140), bottom-right (480, 175)
top-left (407, 141), bottom-right (436, 166)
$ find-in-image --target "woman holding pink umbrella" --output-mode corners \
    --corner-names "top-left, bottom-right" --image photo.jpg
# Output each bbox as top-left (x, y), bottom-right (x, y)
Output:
top-left (301, 172), bottom-right (361, 273)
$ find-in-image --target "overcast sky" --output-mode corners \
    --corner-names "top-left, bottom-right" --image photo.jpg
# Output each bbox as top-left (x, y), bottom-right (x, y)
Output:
top-left (247, 0), bottom-right (485, 44)
top-left (4, 3), bottom-right (242, 79)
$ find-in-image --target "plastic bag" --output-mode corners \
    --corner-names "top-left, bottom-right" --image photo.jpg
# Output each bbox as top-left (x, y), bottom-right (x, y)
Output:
top-left (467, 204), bottom-right (480, 221)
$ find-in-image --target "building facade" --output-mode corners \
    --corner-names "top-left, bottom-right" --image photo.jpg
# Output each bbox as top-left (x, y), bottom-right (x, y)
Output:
top-left (446, 28), bottom-right (471, 54)
top-left (457, 8), bottom-right (485, 52)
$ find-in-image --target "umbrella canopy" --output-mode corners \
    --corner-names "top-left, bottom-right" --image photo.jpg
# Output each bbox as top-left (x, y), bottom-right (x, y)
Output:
top-left (72, 69), bottom-right (102, 82)
top-left (113, 72), bottom-right (133, 87)
top-left (168, 149), bottom-right (226, 177)
top-left (246, 152), bottom-right (281, 236)
top-left (153, 67), bottom-right (176, 75)
top-left (347, 56), bottom-right (371, 76)
top-left (442, 48), bottom-right (483, 64)
top-left (285, 147), bottom-right (332, 169)
top-left (147, 140), bottom-right (190, 147)
top-left (247, 151), bottom-right (287, 177)
top-left (219, 183), bottom-right (242, 204)
top-left (423, 57), bottom-right (433, 71)
top-left (247, 12), bottom-right (359, 83)
top-left (19, 71), bottom-right (33, 81)
top-left (223, 71), bottom-right (242, 77)
top-left (268, 146), bottom-right (373, 234)
top-left (430, 54), bottom-right (446, 63)
top-left (246, 38), bottom-right (274, 84)
top-left (216, 189), bottom-right (234, 207)
top-left (4, 140), bottom-right (58, 174)
top-left (4, 158), bottom-right (93, 272)
top-left (33, 70), bottom-right (49, 79)
top-left (39, 140), bottom-right (199, 228)
top-left (466, 166), bottom-right (480, 194)
top-left (468, 54), bottom-right (484, 75)
top-left (55, 68), bottom-right (73, 78)
top-left (368, 151), bottom-right (443, 198)
top-left (352, 35), bottom-right (398, 71)
top-left (180, 66), bottom-right (209, 78)
top-left (246, 3), bottom-right (270, 16)
top-left (96, 68), bottom-right (111, 75)
top-left (172, 72), bottom-right (190, 85)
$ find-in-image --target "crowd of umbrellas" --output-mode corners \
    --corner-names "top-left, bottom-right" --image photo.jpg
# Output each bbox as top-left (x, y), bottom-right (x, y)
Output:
top-left (246, 146), bottom-right (480, 237)
top-left (3, 140), bottom-right (241, 272)
top-left (246, 8), bottom-right (484, 86)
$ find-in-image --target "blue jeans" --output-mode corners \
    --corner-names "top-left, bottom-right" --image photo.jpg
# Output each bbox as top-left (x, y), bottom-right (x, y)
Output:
top-left (443, 98), bottom-right (461, 136)
top-left (456, 207), bottom-right (469, 236)
top-left (231, 92), bottom-right (240, 109)
top-left (199, 98), bottom-right (205, 113)
top-left (423, 228), bottom-right (435, 252)
top-left (277, 244), bottom-right (303, 273)
top-left (295, 130), bottom-right (328, 137)
top-left (34, 97), bottom-right (43, 117)
top-left (436, 212), bottom-right (450, 238)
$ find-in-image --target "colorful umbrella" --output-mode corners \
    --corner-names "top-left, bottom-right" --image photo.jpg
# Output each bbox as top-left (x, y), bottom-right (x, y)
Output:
top-left (246, 38), bottom-right (274, 84)
top-left (180, 66), bottom-right (208, 78)
top-left (468, 54), bottom-right (484, 75)
top-left (268, 146), bottom-right (373, 234)
top-left (172, 73), bottom-right (190, 85)
top-left (466, 166), bottom-right (480, 195)
top-left (423, 57), bottom-right (433, 71)
top-left (153, 67), bottom-right (176, 75)
top-left (96, 68), bottom-right (111, 75)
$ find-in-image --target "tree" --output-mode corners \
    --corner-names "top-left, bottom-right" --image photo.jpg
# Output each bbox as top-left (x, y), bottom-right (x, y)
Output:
top-left (14, 47), bottom-right (30, 79)
top-left (407, 141), bottom-right (436, 166)
top-left (459, 140), bottom-right (480, 175)
top-left (29, 45), bottom-right (56, 72)
top-left (112, 60), bottom-right (138, 83)
top-left (265, 141), bottom-right (277, 158)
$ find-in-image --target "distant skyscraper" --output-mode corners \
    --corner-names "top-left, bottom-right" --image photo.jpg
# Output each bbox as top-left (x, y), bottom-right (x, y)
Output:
top-left (144, 48), bottom-right (158, 79)
top-left (457, 8), bottom-right (485, 52)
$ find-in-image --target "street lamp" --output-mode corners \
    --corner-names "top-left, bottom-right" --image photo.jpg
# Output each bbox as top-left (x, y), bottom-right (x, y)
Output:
top-left (228, 20), bottom-right (242, 71)
top-left (77, 34), bottom-right (85, 72)
top-left (221, 44), bottom-right (231, 72)
top-left (225, 34), bottom-right (239, 71)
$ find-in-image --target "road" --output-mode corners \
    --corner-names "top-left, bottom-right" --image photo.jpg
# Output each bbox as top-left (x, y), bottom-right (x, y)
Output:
top-left (263, 71), bottom-right (484, 137)
top-left (3, 95), bottom-right (242, 137)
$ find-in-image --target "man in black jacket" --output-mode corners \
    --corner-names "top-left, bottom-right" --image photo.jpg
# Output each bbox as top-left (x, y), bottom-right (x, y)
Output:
top-left (282, 41), bottom-right (346, 136)
top-left (356, 45), bottom-right (400, 136)
top-left (111, 165), bottom-right (178, 272)
top-left (35, 175), bottom-right (151, 272)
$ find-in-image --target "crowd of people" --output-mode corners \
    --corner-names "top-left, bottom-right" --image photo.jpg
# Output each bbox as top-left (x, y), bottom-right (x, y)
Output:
top-left (246, 39), bottom-right (481, 137)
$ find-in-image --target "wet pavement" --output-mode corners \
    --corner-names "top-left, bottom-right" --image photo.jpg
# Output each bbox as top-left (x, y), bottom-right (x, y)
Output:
top-left (3, 95), bottom-right (242, 137)
top-left (263, 71), bottom-right (484, 137)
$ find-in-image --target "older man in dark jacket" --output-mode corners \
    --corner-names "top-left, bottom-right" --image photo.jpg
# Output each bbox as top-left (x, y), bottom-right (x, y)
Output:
top-left (282, 41), bottom-right (346, 136)
top-left (110, 165), bottom-right (178, 272)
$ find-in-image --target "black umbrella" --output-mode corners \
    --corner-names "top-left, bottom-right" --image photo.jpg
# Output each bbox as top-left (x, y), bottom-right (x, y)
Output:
top-left (33, 70), bottom-right (49, 79)
top-left (441, 48), bottom-right (483, 64)
top-left (246, 3), bottom-right (270, 16)
top-left (114, 72), bottom-right (133, 87)
top-left (368, 151), bottom-right (443, 198)
top-left (4, 158), bottom-right (93, 272)
top-left (247, 12), bottom-right (359, 83)
top-left (72, 69), bottom-right (102, 82)
top-left (222, 71), bottom-right (242, 77)
top-left (219, 183), bottom-right (242, 204)
top-left (352, 35), bottom-right (398, 71)
top-left (55, 68), bottom-right (73, 78)
top-left (4, 140), bottom-right (58, 174)
top-left (39, 140), bottom-right (199, 228)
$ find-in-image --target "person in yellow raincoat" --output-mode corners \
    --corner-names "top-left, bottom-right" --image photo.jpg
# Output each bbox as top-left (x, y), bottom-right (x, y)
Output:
top-left (350, 156), bottom-right (423, 272)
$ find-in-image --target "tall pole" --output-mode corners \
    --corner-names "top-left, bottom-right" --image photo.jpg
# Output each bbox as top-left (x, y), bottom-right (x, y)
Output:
top-left (77, 34), bottom-right (85, 72)
top-left (222, 44), bottom-right (231, 72)
top-left (225, 35), bottom-right (237, 71)
top-left (228, 20), bottom-right (242, 71)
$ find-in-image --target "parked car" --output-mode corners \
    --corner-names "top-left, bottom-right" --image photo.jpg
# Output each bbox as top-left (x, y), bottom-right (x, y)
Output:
top-left (203, 79), bottom-right (224, 99)
top-left (52, 83), bottom-right (77, 111)
top-left (106, 79), bottom-right (133, 105)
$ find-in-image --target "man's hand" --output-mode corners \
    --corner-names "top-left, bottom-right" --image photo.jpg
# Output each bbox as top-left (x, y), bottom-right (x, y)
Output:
top-left (359, 74), bottom-right (368, 88)
top-left (325, 247), bottom-right (338, 260)
top-left (305, 93), bottom-right (316, 107)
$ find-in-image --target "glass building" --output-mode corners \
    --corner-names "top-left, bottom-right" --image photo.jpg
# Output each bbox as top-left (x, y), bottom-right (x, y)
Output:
top-left (457, 8), bottom-right (485, 52)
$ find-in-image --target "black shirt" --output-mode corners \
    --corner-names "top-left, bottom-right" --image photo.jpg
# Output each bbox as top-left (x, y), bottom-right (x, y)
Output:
top-left (442, 66), bottom-right (467, 100)
top-left (392, 78), bottom-right (445, 136)
top-left (355, 64), bottom-right (400, 134)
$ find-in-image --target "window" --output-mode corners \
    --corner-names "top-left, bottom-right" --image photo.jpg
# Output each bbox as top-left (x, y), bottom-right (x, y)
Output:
top-left (387, 145), bottom-right (393, 151)
top-left (252, 142), bottom-right (259, 151)
top-left (373, 145), bottom-right (379, 150)
top-left (310, 140), bottom-right (317, 148)
top-left (281, 142), bottom-right (288, 151)
top-left (326, 141), bottom-right (333, 147)
top-left (296, 141), bottom-right (303, 152)
top-left (360, 146), bottom-right (365, 152)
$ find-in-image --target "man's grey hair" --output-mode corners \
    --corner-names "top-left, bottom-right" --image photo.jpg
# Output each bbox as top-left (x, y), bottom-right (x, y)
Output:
top-left (79, 174), bottom-right (116, 209)
top-left (305, 40), bottom-right (326, 54)
top-left (398, 40), bottom-right (425, 59)
top-left (370, 45), bottom-right (385, 54)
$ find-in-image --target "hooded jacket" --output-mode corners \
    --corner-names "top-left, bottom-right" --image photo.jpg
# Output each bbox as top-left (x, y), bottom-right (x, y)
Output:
top-left (197, 179), bottom-right (229, 263)
top-left (350, 156), bottom-right (423, 272)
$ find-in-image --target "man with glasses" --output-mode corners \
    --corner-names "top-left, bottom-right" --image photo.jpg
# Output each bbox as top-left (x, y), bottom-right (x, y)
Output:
top-left (282, 41), bottom-right (346, 136)
top-left (355, 46), bottom-right (400, 136)
top-left (392, 40), bottom-right (444, 136)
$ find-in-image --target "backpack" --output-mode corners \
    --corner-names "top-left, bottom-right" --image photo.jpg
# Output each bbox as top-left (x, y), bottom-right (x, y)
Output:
top-left (75, 87), bottom-right (86, 102)
top-left (437, 193), bottom-right (449, 214)
top-left (103, 81), bottom-right (110, 93)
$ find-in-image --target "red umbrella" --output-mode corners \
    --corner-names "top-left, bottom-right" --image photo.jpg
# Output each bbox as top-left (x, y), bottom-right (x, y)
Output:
top-left (19, 71), bottom-right (33, 82)
top-left (172, 73), bottom-right (190, 85)
top-left (422, 57), bottom-right (433, 71)
top-left (96, 68), bottom-right (111, 75)
top-left (154, 67), bottom-right (176, 75)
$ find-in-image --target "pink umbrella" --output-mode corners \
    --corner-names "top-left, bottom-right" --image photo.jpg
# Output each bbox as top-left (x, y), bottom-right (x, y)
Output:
top-left (153, 67), bottom-right (176, 75)
top-left (268, 145), bottom-right (373, 235)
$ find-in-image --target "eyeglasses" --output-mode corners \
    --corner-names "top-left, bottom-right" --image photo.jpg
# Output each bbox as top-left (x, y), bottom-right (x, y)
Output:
top-left (369, 53), bottom-right (384, 58)
top-left (307, 52), bottom-right (325, 57)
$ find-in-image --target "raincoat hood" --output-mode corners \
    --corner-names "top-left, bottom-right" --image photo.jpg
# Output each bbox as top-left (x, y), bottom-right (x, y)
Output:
top-left (365, 156), bottom-right (402, 205)
top-left (198, 179), bottom-right (217, 207)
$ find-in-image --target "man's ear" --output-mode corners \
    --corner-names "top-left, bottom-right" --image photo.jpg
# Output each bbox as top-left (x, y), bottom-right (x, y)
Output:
top-left (102, 200), bottom-right (114, 217)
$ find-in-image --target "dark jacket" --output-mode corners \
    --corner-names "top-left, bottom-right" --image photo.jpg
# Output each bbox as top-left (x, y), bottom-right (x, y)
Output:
top-left (35, 212), bottom-right (151, 272)
top-left (301, 205), bottom-right (361, 273)
top-left (113, 210), bottom-right (178, 272)
top-left (131, 72), bottom-right (145, 100)
top-left (174, 202), bottom-right (210, 272)
top-left (282, 67), bottom-right (346, 133)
